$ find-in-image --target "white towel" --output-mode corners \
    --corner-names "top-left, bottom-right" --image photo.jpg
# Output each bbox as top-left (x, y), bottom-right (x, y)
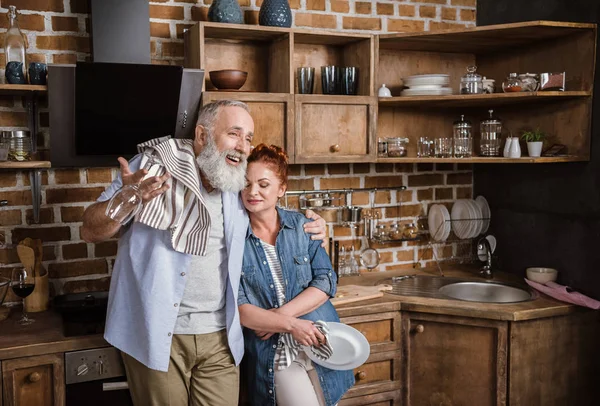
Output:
top-left (135, 137), bottom-right (211, 256)
top-left (276, 320), bottom-right (334, 370)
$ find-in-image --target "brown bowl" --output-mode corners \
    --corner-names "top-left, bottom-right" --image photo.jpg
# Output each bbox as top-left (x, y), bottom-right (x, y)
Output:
top-left (209, 69), bottom-right (248, 90)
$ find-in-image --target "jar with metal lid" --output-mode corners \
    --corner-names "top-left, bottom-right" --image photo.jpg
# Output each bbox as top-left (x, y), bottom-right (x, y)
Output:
top-left (1, 130), bottom-right (31, 161)
top-left (480, 109), bottom-right (502, 157)
top-left (460, 66), bottom-right (483, 95)
top-left (403, 223), bottom-right (419, 239)
top-left (452, 115), bottom-right (472, 158)
top-left (374, 224), bottom-right (388, 240)
top-left (386, 137), bottom-right (409, 157)
top-left (389, 223), bottom-right (402, 240)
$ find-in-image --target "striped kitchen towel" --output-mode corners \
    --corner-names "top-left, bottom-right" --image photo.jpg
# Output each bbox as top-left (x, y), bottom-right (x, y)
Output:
top-left (276, 320), bottom-right (333, 370)
top-left (134, 137), bottom-right (211, 256)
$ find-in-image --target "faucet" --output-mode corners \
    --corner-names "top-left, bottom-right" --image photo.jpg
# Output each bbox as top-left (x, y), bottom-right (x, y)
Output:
top-left (477, 237), bottom-right (493, 279)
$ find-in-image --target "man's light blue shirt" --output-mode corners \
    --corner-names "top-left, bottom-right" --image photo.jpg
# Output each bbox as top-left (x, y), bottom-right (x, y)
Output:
top-left (98, 154), bottom-right (249, 372)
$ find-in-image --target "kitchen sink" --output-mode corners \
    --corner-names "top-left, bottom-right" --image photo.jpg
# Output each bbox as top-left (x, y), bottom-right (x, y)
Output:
top-left (379, 275), bottom-right (536, 304)
top-left (438, 281), bottom-right (532, 303)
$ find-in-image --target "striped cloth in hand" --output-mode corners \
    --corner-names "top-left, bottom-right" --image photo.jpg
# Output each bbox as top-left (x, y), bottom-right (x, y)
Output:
top-left (276, 320), bottom-right (333, 370)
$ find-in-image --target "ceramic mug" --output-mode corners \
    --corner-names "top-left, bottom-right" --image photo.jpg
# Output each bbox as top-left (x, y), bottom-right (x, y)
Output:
top-left (5, 61), bottom-right (26, 84)
top-left (28, 62), bottom-right (47, 85)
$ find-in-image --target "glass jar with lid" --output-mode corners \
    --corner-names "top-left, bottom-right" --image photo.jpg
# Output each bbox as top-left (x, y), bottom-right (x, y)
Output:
top-left (2, 130), bottom-right (32, 161)
top-left (389, 223), bottom-right (402, 240)
top-left (374, 224), bottom-right (388, 240)
top-left (386, 137), bottom-right (409, 157)
top-left (502, 73), bottom-right (523, 93)
top-left (452, 115), bottom-right (472, 158)
top-left (403, 223), bottom-right (419, 239)
top-left (480, 109), bottom-right (502, 157)
top-left (460, 66), bottom-right (484, 94)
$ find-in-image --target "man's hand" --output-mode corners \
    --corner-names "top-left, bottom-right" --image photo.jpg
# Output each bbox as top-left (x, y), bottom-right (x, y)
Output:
top-left (303, 209), bottom-right (327, 247)
top-left (118, 157), bottom-right (170, 204)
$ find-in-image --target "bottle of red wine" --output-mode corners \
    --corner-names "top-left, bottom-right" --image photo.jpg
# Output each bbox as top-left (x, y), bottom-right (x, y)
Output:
top-left (12, 283), bottom-right (35, 298)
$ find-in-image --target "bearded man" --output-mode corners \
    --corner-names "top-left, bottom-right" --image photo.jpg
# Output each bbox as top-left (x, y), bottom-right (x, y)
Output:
top-left (81, 100), bottom-right (326, 406)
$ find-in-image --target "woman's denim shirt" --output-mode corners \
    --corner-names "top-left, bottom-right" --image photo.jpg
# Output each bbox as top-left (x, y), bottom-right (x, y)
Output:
top-left (238, 208), bottom-right (355, 406)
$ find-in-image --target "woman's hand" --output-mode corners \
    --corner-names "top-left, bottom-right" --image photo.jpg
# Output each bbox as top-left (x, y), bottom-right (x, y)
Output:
top-left (289, 318), bottom-right (326, 347)
top-left (303, 209), bottom-right (327, 247)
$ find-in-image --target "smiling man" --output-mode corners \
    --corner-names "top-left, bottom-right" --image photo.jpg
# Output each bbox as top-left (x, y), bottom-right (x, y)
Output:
top-left (81, 100), bottom-right (326, 406)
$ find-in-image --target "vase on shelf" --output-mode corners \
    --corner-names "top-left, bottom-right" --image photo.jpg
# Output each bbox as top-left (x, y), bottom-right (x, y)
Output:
top-left (208, 0), bottom-right (244, 24)
top-left (259, 0), bottom-right (292, 28)
top-left (4, 5), bottom-right (28, 84)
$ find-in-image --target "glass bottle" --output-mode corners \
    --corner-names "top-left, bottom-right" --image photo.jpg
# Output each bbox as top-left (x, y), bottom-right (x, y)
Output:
top-left (452, 115), bottom-right (472, 158)
top-left (4, 6), bottom-right (27, 83)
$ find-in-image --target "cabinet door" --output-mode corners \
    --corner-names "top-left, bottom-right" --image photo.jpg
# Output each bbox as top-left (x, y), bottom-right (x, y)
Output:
top-left (339, 389), bottom-right (401, 406)
top-left (341, 311), bottom-right (401, 354)
top-left (402, 312), bottom-right (508, 406)
top-left (2, 353), bottom-right (65, 406)
top-left (295, 95), bottom-right (376, 163)
top-left (201, 92), bottom-right (294, 160)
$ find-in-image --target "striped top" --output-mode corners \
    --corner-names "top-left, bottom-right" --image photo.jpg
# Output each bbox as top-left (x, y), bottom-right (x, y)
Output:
top-left (135, 137), bottom-right (211, 256)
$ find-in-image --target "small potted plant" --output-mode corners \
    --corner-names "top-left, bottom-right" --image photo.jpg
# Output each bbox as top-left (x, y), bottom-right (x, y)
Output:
top-left (521, 128), bottom-right (546, 157)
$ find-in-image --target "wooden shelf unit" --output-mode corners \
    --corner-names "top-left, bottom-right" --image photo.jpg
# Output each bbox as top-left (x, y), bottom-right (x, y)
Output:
top-left (377, 21), bottom-right (596, 162)
top-left (0, 161), bottom-right (51, 169)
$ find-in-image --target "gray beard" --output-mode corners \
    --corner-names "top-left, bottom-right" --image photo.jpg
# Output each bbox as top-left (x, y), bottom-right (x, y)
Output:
top-left (196, 136), bottom-right (247, 193)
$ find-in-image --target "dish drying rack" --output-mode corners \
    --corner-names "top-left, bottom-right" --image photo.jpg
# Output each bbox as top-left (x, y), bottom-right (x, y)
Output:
top-left (417, 212), bottom-right (491, 276)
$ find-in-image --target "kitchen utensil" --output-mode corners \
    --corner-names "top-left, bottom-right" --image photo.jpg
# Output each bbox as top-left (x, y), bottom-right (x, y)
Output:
top-left (453, 115), bottom-right (472, 158)
top-left (526, 267), bottom-right (558, 284)
top-left (333, 241), bottom-right (340, 280)
top-left (209, 69), bottom-right (248, 90)
top-left (303, 322), bottom-right (370, 370)
top-left (18, 238), bottom-right (49, 313)
top-left (16, 244), bottom-right (35, 271)
top-left (480, 109), bottom-right (502, 157)
top-left (360, 207), bottom-right (380, 270)
top-left (331, 284), bottom-right (393, 305)
top-left (341, 206), bottom-right (362, 225)
top-left (349, 246), bottom-right (360, 275)
top-left (297, 67), bottom-right (315, 94)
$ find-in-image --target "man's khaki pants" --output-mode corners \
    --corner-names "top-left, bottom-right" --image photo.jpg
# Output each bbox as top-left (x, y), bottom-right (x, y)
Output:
top-left (122, 330), bottom-right (239, 406)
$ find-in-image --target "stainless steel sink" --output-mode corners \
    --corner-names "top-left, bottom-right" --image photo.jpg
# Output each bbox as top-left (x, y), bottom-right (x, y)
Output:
top-left (379, 275), bottom-right (536, 304)
top-left (438, 281), bottom-right (532, 303)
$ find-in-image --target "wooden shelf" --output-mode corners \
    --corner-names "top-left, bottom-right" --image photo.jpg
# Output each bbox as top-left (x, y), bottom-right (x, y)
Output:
top-left (0, 84), bottom-right (47, 96)
top-left (376, 156), bottom-right (584, 164)
top-left (378, 20), bottom-right (596, 53)
top-left (201, 21), bottom-right (290, 41)
top-left (294, 29), bottom-right (371, 45)
top-left (377, 91), bottom-right (591, 108)
top-left (203, 91), bottom-right (291, 102)
top-left (0, 161), bottom-right (51, 169)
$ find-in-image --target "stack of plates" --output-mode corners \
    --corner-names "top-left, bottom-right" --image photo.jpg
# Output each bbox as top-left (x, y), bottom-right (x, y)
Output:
top-left (449, 197), bottom-right (491, 240)
top-left (401, 74), bottom-right (452, 96)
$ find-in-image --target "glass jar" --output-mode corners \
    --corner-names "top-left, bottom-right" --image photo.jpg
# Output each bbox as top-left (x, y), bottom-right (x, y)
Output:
top-left (460, 66), bottom-right (483, 95)
top-left (0, 138), bottom-right (9, 161)
top-left (502, 73), bottom-right (523, 93)
top-left (452, 115), bottom-right (472, 158)
top-left (518, 73), bottom-right (540, 92)
top-left (480, 109), bottom-right (502, 157)
top-left (389, 223), bottom-right (402, 240)
top-left (377, 137), bottom-right (388, 157)
top-left (4, 6), bottom-right (27, 84)
top-left (387, 137), bottom-right (409, 157)
top-left (2, 130), bottom-right (32, 161)
top-left (403, 223), bottom-right (419, 239)
top-left (374, 224), bottom-right (388, 240)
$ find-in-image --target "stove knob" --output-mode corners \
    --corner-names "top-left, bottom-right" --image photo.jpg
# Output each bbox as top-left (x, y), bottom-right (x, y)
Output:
top-left (76, 364), bottom-right (89, 376)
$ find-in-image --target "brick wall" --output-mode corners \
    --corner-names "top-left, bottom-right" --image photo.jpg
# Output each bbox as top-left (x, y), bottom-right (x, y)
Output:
top-left (0, 0), bottom-right (476, 301)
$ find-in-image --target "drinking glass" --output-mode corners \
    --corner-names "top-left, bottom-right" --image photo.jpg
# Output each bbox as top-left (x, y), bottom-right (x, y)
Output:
top-left (297, 67), bottom-right (315, 94)
top-left (105, 184), bottom-right (143, 225)
top-left (341, 67), bottom-right (359, 95)
top-left (321, 66), bottom-right (340, 95)
top-left (434, 138), bottom-right (453, 158)
top-left (417, 137), bottom-right (433, 157)
top-left (11, 267), bottom-right (35, 325)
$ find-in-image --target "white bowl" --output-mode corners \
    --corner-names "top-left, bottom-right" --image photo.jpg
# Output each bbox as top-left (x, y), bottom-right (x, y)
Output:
top-left (526, 267), bottom-right (558, 284)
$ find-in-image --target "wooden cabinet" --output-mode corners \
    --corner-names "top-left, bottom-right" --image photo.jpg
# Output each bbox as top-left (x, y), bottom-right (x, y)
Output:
top-left (377, 21), bottom-right (596, 163)
top-left (401, 312), bottom-right (508, 406)
top-left (2, 353), bottom-right (65, 406)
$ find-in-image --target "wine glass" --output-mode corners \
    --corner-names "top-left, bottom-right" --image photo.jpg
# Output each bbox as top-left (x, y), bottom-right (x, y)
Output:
top-left (105, 184), bottom-right (143, 224)
top-left (11, 267), bottom-right (35, 325)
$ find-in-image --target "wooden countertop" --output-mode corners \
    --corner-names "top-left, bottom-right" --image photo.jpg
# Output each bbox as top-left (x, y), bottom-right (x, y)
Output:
top-left (335, 267), bottom-right (582, 321)
top-left (0, 309), bottom-right (108, 361)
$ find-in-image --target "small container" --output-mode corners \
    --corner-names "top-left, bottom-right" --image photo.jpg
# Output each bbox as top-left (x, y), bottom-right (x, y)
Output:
top-left (480, 109), bottom-right (502, 157)
top-left (308, 193), bottom-right (323, 207)
top-left (518, 73), bottom-right (540, 92)
top-left (389, 223), bottom-right (402, 240)
top-left (403, 223), bottom-right (418, 239)
top-left (322, 193), bottom-right (332, 206)
top-left (377, 137), bottom-right (388, 157)
top-left (460, 66), bottom-right (484, 95)
top-left (526, 267), bottom-right (558, 284)
top-left (539, 72), bottom-right (565, 91)
top-left (502, 73), bottom-right (523, 93)
top-left (2, 130), bottom-right (31, 161)
top-left (387, 137), bottom-right (409, 157)
top-left (452, 115), bottom-right (472, 158)
top-left (378, 84), bottom-right (392, 97)
top-left (482, 76), bottom-right (495, 94)
top-left (0, 138), bottom-right (9, 161)
top-left (374, 224), bottom-right (388, 240)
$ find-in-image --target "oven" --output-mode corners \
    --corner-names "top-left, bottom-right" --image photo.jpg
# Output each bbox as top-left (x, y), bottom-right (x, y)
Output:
top-left (65, 347), bottom-right (133, 406)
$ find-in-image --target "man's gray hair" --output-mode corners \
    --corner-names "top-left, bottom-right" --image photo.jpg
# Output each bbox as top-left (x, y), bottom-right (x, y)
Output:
top-left (195, 99), bottom-right (250, 135)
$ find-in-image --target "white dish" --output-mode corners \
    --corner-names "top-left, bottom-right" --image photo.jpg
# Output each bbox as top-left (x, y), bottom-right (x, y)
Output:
top-left (477, 234), bottom-right (497, 261)
top-left (404, 74), bottom-right (450, 87)
top-left (526, 267), bottom-right (558, 284)
top-left (405, 84), bottom-right (445, 90)
top-left (428, 204), bottom-right (450, 242)
top-left (468, 199), bottom-right (483, 237)
top-left (475, 195), bottom-right (491, 233)
top-left (451, 200), bottom-right (473, 239)
top-left (401, 88), bottom-right (453, 96)
top-left (304, 322), bottom-right (370, 371)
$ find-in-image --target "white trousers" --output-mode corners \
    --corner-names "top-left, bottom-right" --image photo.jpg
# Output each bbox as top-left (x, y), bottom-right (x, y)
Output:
top-left (274, 352), bottom-right (327, 406)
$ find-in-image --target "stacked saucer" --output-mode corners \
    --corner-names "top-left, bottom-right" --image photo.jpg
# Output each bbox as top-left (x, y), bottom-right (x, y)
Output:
top-left (401, 74), bottom-right (452, 96)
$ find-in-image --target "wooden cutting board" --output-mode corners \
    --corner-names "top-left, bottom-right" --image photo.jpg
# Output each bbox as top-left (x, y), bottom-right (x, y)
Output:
top-left (331, 284), bottom-right (393, 305)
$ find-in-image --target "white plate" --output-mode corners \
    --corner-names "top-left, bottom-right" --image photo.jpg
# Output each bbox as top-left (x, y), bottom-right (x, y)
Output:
top-left (403, 74), bottom-right (450, 87)
top-left (477, 235), bottom-right (497, 261)
top-left (467, 199), bottom-right (483, 238)
top-left (304, 322), bottom-right (370, 371)
top-left (401, 88), bottom-right (453, 96)
top-left (475, 195), bottom-right (491, 233)
top-left (428, 204), bottom-right (448, 241)
top-left (451, 200), bottom-right (473, 239)
top-left (405, 84), bottom-right (445, 90)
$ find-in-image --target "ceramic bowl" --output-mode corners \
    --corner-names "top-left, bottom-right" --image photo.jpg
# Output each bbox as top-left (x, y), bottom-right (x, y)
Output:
top-left (209, 69), bottom-right (248, 90)
top-left (526, 267), bottom-right (558, 284)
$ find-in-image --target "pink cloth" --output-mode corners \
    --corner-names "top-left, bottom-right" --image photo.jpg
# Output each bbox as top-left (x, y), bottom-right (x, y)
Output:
top-left (525, 279), bottom-right (600, 310)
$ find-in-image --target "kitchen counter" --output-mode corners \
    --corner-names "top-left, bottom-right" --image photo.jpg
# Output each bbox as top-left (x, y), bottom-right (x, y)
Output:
top-left (335, 267), bottom-right (582, 321)
top-left (0, 309), bottom-right (107, 361)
